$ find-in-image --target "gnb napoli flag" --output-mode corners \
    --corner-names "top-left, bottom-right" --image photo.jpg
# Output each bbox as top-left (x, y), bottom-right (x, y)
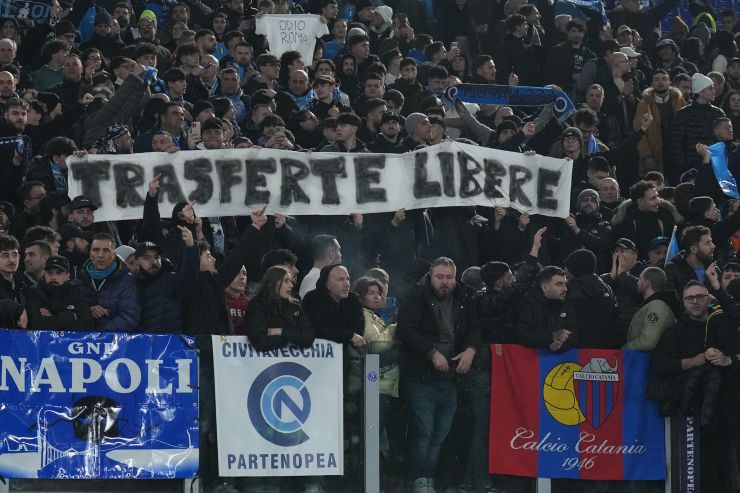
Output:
top-left (490, 345), bottom-right (665, 480)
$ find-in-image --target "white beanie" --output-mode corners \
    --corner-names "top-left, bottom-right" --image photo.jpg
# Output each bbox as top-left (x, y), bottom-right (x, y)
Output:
top-left (374, 5), bottom-right (393, 24)
top-left (691, 73), bottom-right (714, 94)
top-left (115, 245), bottom-right (135, 261)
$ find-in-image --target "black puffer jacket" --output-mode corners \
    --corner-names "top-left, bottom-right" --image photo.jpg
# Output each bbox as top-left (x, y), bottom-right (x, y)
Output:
top-left (516, 289), bottom-right (578, 351)
top-left (668, 101), bottom-right (725, 173)
top-left (649, 313), bottom-right (722, 422)
top-left (245, 295), bottom-right (315, 352)
top-left (567, 273), bottom-right (619, 349)
top-left (664, 252), bottom-right (714, 294)
top-left (396, 274), bottom-right (481, 378)
top-left (137, 244), bottom-right (200, 333)
top-left (26, 281), bottom-right (94, 331)
top-left (302, 264), bottom-right (364, 344)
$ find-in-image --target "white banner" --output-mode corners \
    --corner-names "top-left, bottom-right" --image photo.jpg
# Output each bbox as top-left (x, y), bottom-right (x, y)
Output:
top-left (212, 336), bottom-right (343, 477)
top-left (67, 142), bottom-right (573, 222)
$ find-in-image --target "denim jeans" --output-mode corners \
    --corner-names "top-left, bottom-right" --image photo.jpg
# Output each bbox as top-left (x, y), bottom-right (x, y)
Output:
top-left (404, 378), bottom-right (458, 479)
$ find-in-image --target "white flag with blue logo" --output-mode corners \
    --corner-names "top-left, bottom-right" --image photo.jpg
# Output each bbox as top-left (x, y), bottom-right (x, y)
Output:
top-left (212, 336), bottom-right (344, 476)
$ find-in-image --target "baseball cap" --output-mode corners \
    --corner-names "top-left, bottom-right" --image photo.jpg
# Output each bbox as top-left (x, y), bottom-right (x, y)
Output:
top-left (612, 238), bottom-right (637, 252)
top-left (58, 223), bottom-right (92, 243)
top-left (70, 195), bottom-right (98, 211)
top-left (620, 46), bottom-right (640, 58)
top-left (380, 112), bottom-right (402, 125)
top-left (134, 241), bottom-right (163, 257)
top-left (648, 236), bottom-right (670, 251)
top-left (44, 255), bottom-right (71, 273)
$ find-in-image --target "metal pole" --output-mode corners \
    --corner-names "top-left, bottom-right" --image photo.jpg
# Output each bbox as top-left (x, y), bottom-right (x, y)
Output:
top-left (363, 354), bottom-right (380, 493)
top-left (664, 417), bottom-right (671, 493)
top-left (536, 478), bottom-right (551, 493)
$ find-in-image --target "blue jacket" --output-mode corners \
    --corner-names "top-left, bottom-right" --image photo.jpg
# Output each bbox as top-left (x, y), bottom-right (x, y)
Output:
top-left (137, 244), bottom-right (200, 333)
top-left (75, 258), bottom-right (141, 331)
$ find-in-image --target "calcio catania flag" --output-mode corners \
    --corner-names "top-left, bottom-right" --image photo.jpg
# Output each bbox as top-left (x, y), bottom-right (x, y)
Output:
top-left (490, 345), bottom-right (666, 480)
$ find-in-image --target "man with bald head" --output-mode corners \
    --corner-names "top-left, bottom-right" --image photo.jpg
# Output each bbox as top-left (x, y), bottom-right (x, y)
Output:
top-left (276, 69), bottom-right (313, 122)
top-left (0, 71), bottom-right (16, 113)
top-left (598, 177), bottom-right (623, 221)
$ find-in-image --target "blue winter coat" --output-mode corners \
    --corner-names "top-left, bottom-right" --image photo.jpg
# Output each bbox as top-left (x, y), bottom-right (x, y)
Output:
top-left (75, 258), bottom-right (141, 331)
top-left (137, 244), bottom-right (200, 333)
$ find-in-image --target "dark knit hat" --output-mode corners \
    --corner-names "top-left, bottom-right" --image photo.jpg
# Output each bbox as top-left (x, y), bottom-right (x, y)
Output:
top-left (496, 119), bottom-right (518, 134)
top-left (577, 188), bottom-right (599, 204)
top-left (563, 249), bottom-right (596, 277)
top-left (55, 20), bottom-right (76, 36)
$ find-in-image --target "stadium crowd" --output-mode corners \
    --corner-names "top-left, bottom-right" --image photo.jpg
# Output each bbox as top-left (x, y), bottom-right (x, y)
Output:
top-left (0, 0), bottom-right (739, 490)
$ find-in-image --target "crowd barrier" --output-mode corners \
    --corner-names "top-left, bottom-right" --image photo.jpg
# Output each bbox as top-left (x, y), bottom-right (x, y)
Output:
top-left (0, 329), bottom-right (728, 492)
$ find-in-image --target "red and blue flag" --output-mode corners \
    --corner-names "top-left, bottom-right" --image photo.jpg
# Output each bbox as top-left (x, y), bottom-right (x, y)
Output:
top-left (489, 345), bottom-right (665, 480)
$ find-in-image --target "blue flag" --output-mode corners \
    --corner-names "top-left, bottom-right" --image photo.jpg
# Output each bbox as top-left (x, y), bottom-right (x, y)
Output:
top-left (708, 141), bottom-right (740, 199)
top-left (445, 84), bottom-right (577, 123)
top-left (0, 330), bottom-right (199, 479)
top-left (665, 225), bottom-right (679, 267)
top-left (562, 0), bottom-right (609, 26)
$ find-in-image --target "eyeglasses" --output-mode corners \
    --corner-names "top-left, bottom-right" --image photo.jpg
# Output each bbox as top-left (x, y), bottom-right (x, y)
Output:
top-left (683, 294), bottom-right (709, 303)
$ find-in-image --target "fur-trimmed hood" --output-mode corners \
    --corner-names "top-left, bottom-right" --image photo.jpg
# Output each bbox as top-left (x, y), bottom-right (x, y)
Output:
top-left (611, 198), bottom-right (683, 226)
top-left (640, 86), bottom-right (684, 105)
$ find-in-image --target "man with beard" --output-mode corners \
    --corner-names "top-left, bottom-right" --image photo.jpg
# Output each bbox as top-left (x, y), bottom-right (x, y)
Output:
top-left (79, 11), bottom-right (125, 59)
top-left (623, 266), bottom-right (680, 350)
top-left (665, 225), bottom-right (716, 293)
top-left (26, 255), bottom-right (94, 330)
top-left (58, 223), bottom-right (90, 276)
top-left (396, 257), bottom-right (481, 493)
top-left (517, 265), bottom-right (578, 351)
top-left (634, 69), bottom-right (686, 174)
top-left (0, 98), bottom-right (29, 205)
top-left (653, 38), bottom-right (697, 75)
top-left (93, 124), bottom-right (134, 154)
top-left (369, 111), bottom-right (404, 153)
top-left (544, 19), bottom-right (595, 93)
top-left (135, 226), bottom-right (199, 333)
top-left (561, 188), bottom-right (613, 271)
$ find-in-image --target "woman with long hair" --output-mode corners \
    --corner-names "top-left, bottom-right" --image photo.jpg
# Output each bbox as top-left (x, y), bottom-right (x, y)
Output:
top-left (245, 265), bottom-right (315, 351)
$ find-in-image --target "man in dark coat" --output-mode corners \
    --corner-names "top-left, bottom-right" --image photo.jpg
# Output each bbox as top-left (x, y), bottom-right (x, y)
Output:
top-left (517, 265), bottom-right (578, 351)
top-left (611, 180), bottom-right (683, 259)
top-left (563, 249), bottom-right (618, 348)
top-left (665, 225), bottom-right (716, 293)
top-left (302, 264), bottom-right (365, 345)
top-left (26, 255), bottom-right (94, 330)
top-left (135, 231), bottom-right (199, 333)
top-left (396, 257), bottom-right (481, 492)
top-left (668, 73), bottom-right (725, 182)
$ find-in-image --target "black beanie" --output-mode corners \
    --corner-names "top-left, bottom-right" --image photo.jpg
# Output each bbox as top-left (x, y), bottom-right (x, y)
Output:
top-left (563, 249), bottom-right (596, 278)
top-left (480, 261), bottom-right (511, 287)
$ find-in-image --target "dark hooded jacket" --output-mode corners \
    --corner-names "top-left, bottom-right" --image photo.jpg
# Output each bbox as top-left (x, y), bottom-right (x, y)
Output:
top-left (396, 273), bottom-right (482, 379)
top-left (245, 293), bottom-right (315, 352)
top-left (182, 223), bottom-right (265, 337)
top-left (137, 244), bottom-right (200, 333)
top-left (74, 257), bottom-right (140, 331)
top-left (567, 273), bottom-right (619, 348)
top-left (26, 280), bottom-right (94, 330)
top-left (302, 264), bottom-right (364, 344)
